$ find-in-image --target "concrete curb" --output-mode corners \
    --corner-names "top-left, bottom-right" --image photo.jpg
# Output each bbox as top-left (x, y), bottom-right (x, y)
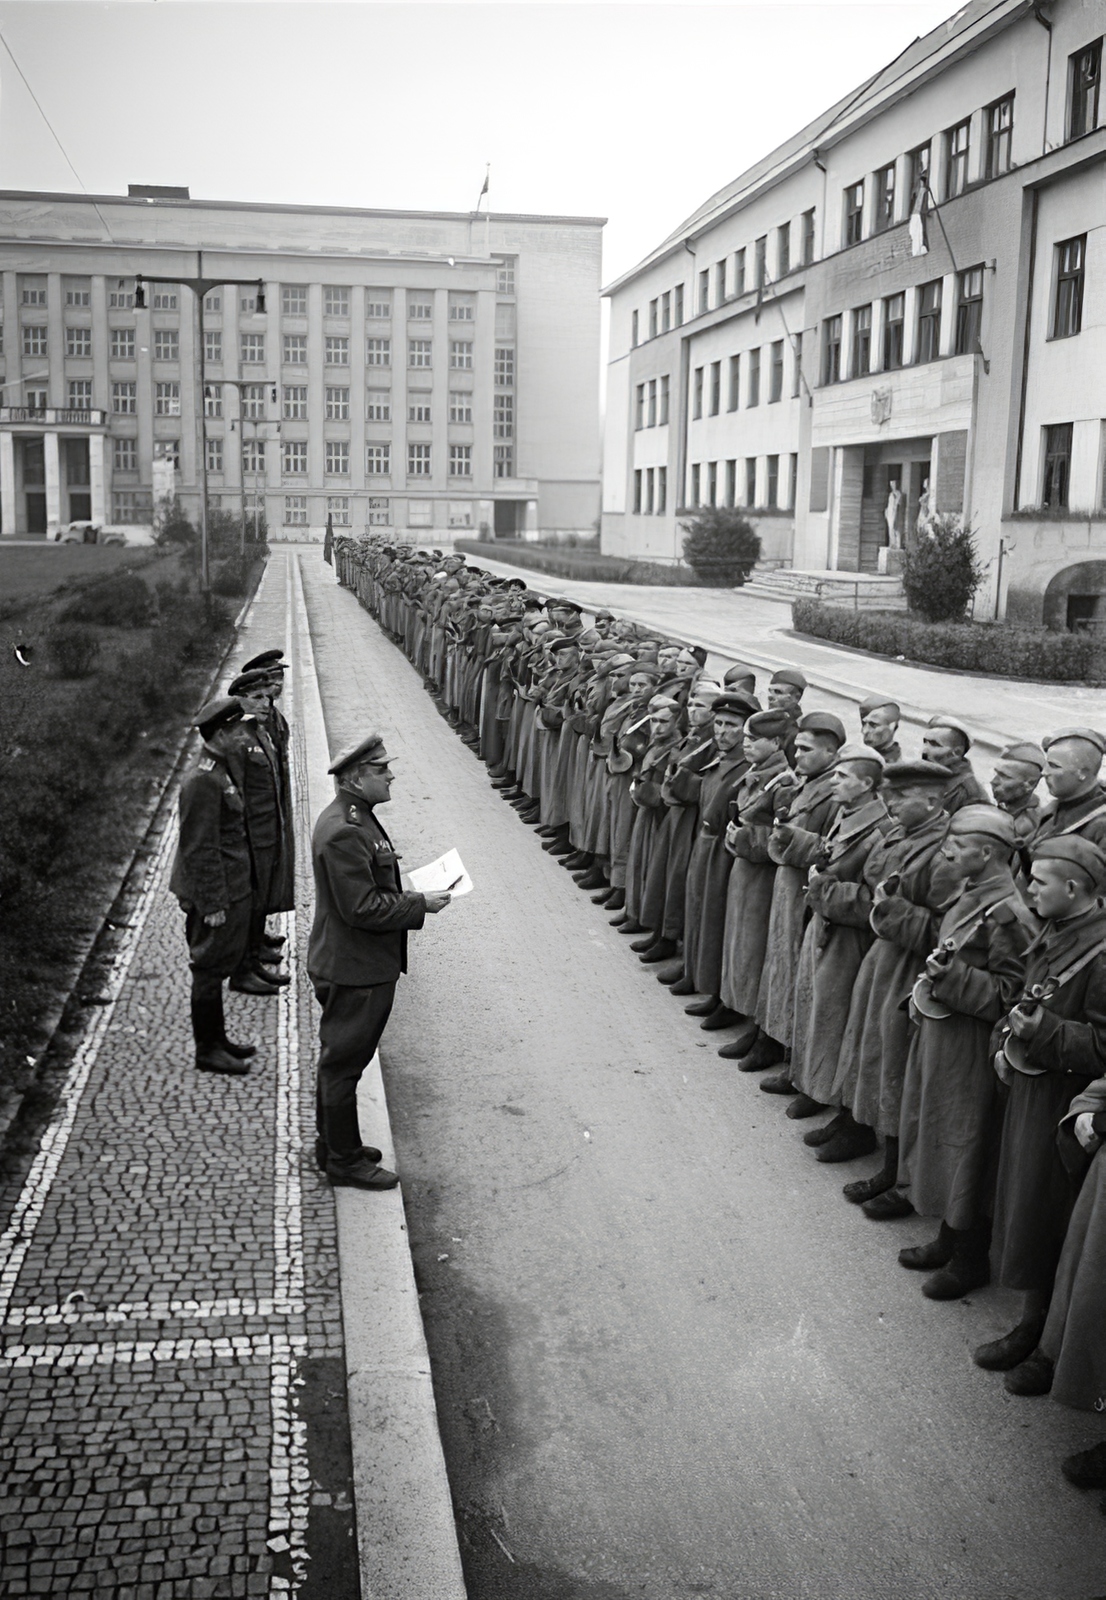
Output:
top-left (289, 552), bottom-right (468, 1600)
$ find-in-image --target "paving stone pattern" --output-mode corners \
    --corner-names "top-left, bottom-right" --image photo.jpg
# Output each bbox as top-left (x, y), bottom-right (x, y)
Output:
top-left (0, 557), bottom-right (351, 1599)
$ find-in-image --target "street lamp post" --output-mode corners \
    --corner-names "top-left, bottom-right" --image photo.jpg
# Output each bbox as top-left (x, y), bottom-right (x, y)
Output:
top-left (216, 377), bottom-right (279, 556)
top-left (134, 250), bottom-right (267, 593)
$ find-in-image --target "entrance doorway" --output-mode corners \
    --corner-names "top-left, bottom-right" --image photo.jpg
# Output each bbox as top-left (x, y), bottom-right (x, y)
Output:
top-left (493, 500), bottom-right (523, 538)
top-left (856, 443), bottom-right (932, 572)
top-left (21, 437), bottom-right (46, 535)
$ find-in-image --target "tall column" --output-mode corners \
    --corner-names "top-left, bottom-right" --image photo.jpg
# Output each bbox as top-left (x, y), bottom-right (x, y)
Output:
top-left (0, 431), bottom-right (15, 536)
top-left (44, 430), bottom-right (61, 534)
top-left (89, 432), bottom-right (108, 522)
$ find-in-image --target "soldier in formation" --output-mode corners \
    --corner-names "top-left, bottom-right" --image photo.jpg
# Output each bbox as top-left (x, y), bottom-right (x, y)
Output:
top-left (331, 535), bottom-right (1106, 1502)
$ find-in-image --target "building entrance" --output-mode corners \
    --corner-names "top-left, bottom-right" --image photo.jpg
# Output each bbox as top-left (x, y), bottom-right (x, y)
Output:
top-left (493, 500), bottom-right (523, 538)
top-left (857, 442), bottom-right (931, 572)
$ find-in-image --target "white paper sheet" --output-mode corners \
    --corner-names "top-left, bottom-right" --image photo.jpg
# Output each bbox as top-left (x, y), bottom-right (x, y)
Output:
top-left (407, 847), bottom-right (473, 897)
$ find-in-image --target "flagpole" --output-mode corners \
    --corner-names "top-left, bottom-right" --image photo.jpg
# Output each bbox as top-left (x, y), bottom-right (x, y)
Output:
top-left (483, 164), bottom-right (491, 258)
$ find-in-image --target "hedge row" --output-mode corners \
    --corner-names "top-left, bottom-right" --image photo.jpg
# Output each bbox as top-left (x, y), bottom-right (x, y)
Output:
top-left (452, 539), bottom-right (703, 587)
top-left (791, 599), bottom-right (1102, 684)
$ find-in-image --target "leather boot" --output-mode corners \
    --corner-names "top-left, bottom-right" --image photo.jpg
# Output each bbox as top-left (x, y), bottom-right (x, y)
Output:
top-left (1004, 1350), bottom-right (1054, 1396)
top-left (591, 887), bottom-right (615, 905)
top-left (786, 1093), bottom-right (826, 1119)
top-left (1060, 1440), bottom-right (1106, 1488)
top-left (604, 889), bottom-right (626, 911)
top-left (669, 974), bottom-right (696, 996)
top-left (737, 1033), bottom-right (786, 1073)
top-left (640, 939), bottom-right (678, 964)
top-left (899, 1221), bottom-right (956, 1271)
top-left (861, 1187), bottom-right (915, 1220)
top-left (803, 1110), bottom-right (848, 1147)
top-left (717, 1022), bottom-right (760, 1059)
top-left (630, 932), bottom-right (658, 952)
top-left (700, 1005), bottom-right (743, 1032)
top-left (816, 1117), bottom-right (878, 1164)
top-left (922, 1222), bottom-right (991, 1299)
top-left (562, 851), bottom-right (591, 870)
top-left (758, 1069), bottom-right (797, 1094)
top-left (196, 1045), bottom-right (251, 1076)
top-left (656, 961), bottom-right (685, 985)
top-left (973, 1314), bottom-right (1047, 1371)
top-left (230, 971), bottom-right (281, 996)
top-left (221, 1038), bottom-right (258, 1060)
top-left (617, 919), bottom-right (647, 935)
top-left (576, 869), bottom-right (607, 890)
top-left (685, 996), bottom-right (721, 1017)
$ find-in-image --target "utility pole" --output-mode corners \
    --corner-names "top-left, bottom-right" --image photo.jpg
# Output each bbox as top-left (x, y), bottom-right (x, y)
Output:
top-left (135, 254), bottom-right (267, 593)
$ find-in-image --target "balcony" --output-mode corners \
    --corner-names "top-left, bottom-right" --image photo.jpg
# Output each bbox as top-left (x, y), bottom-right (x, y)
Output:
top-left (0, 407), bottom-right (109, 427)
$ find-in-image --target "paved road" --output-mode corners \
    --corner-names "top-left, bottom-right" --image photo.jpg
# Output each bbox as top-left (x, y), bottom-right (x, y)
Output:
top-left (460, 550), bottom-right (1106, 774)
top-left (300, 550), bottom-right (1106, 1600)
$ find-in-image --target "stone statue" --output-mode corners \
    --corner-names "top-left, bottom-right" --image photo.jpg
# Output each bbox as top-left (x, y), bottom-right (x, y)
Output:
top-left (884, 480), bottom-right (903, 549)
top-left (916, 479), bottom-right (935, 537)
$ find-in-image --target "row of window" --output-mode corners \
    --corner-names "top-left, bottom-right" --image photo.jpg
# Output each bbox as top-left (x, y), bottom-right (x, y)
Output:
top-left (195, 383), bottom-right (511, 429)
top-left (109, 490), bottom-right (494, 529)
top-left (15, 275), bottom-right (516, 314)
top-left (688, 455), bottom-right (797, 512)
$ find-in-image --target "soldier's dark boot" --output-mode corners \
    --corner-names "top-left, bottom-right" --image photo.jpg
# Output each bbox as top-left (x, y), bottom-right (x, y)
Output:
top-left (785, 1093), bottom-right (825, 1119)
top-left (326, 1152), bottom-right (400, 1190)
top-left (899, 1221), bottom-right (956, 1271)
top-left (922, 1221), bottom-right (991, 1299)
top-left (861, 1187), bottom-right (915, 1220)
top-left (1060, 1440), bottom-right (1106, 1487)
top-left (604, 888), bottom-right (626, 911)
top-left (700, 1005), bottom-right (743, 1032)
top-left (738, 1032), bottom-right (785, 1072)
top-left (221, 1038), bottom-right (258, 1060)
top-left (815, 1114), bottom-right (877, 1163)
top-left (685, 995), bottom-right (721, 1017)
top-left (973, 1311), bottom-right (1047, 1371)
top-left (803, 1110), bottom-right (847, 1146)
top-left (844, 1137), bottom-right (901, 1204)
top-left (717, 1022), bottom-right (760, 1058)
top-left (196, 1044), bottom-right (251, 1076)
top-left (640, 939), bottom-right (677, 964)
top-left (669, 973), bottom-right (696, 996)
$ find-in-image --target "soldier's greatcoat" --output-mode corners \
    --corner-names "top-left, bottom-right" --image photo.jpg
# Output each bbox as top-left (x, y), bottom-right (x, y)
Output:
top-left (755, 768), bottom-right (839, 1048)
top-left (719, 751), bottom-right (794, 1016)
top-left (642, 734), bottom-right (716, 939)
top-left (789, 796), bottom-right (892, 1104)
top-left (1041, 1074), bottom-right (1106, 1410)
top-left (682, 753), bottom-right (748, 998)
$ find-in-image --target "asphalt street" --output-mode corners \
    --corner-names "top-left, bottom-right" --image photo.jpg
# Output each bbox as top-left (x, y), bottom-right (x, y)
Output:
top-left (299, 549), bottom-right (1106, 1600)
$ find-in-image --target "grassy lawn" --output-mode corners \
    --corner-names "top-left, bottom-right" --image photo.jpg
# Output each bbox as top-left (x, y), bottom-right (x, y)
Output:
top-left (0, 542), bottom-right (157, 604)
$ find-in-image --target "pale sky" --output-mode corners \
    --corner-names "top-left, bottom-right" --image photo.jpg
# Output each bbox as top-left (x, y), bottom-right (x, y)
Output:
top-left (0, 0), bottom-right (956, 286)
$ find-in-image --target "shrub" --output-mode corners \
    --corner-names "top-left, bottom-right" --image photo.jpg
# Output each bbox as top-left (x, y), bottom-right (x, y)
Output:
top-left (212, 555), bottom-right (251, 596)
top-left (902, 515), bottom-right (984, 622)
top-left (679, 509), bottom-right (762, 588)
top-left (44, 622), bottom-right (101, 678)
top-left (792, 599), bottom-right (1100, 683)
top-left (61, 570), bottom-right (153, 628)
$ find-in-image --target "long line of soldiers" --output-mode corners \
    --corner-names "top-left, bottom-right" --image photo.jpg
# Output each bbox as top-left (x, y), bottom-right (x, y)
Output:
top-left (335, 534), bottom-right (1106, 1502)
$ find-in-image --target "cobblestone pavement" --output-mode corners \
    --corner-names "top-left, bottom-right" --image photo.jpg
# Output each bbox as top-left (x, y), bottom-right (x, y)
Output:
top-left (0, 555), bottom-right (358, 1599)
top-left (297, 548), bottom-right (1106, 1600)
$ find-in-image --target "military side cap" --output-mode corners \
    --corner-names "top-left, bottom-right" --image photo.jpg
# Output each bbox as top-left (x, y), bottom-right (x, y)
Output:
top-left (630, 663), bottom-right (663, 680)
top-left (195, 696), bottom-right (243, 735)
top-left (746, 709), bottom-right (792, 740)
top-left (676, 648), bottom-right (700, 665)
top-left (998, 742), bottom-right (1046, 772)
top-left (1032, 835), bottom-right (1106, 886)
top-left (859, 694), bottom-right (900, 717)
top-left (1041, 726), bottom-right (1106, 754)
top-left (927, 714), bottom-right (972, 749)
top-left (547, 597), bottom-right (583, 614)
top-left (228, 668), bottom-right (273, 695)
top-left (328, 731), bottom-right (394, 775)
top-left (884, 759), bottom-right (952, 787)
top-left (713, 691), bottom-right (761, 718)
top-left (724, 663), bottom-right (757, 685)
top-left (548, 636), bottom-right (579, 654)
top-left (649, 694), bottom-right (682, 710)
top-left (771, 668), bottom-right (808, 690)
top-left (242, 649), bottom-right (286, 673)
top-left (836, 742), bottom-right (886, 769)
top-left (608, 652), bottom-right (638, 669)
top-left (949, 804), bottom-right (1017, 846)
top-left (798, 712), bottom-right (846, 746)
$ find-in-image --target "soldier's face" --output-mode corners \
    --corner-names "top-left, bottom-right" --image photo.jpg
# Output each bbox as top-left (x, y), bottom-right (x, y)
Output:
top-left (346, 759), bottom-right (394, 805)
top-left (713, 714), bottom-right (745, 752)
top-left (675, 658), bottom-right (697, 679)
top-left (237, 690), bottom-right (270, 717)
top-left (794, 732), bottom-right (837, 776)
top-left (1027, 859), bottom-right (1083, 920)
top-left (831, 762), bottom-right (873, 808)
top-left (991, 761), bottom-right (1037, 806)
top-left (650, 707), bottom-right (677, 739)
top-left (942, 832), bottom-right (992, 880)
top-left (609, 671), bottom-right (632, 696)
top-left (767, 684), bottom-right (801, 712)
top-left (887, 784), bottom-right (937, 829)
top-left (744, 734), bottom-right (779, 765)
top-left (1045, 739), bottom-right (1101, 800)
top-left (629, 673), bottom-right (653, 697)
top-left (922, 727), bottom-right (964, 765)
top-left (688, 700), bottom-right (715, 728)
top-left (862, 708), bottom-right (898, 749)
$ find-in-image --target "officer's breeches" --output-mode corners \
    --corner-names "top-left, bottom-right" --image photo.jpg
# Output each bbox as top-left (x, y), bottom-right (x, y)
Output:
top-left (312, 981), bottom-right (398, 1155)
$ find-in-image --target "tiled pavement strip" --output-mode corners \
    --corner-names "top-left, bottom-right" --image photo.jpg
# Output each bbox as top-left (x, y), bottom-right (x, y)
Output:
top-left (0, 552), bottom-right (455, 1599)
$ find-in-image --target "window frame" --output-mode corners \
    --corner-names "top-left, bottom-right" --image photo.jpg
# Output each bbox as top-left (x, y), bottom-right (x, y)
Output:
top-left (366, 444), bottom-right (392, 476)
top-left (325, 385), bottom-right (350, 420)
top-left (874, 164), bottom-right (896, 232)
top-left (747, 347), bottom-right (761, 406)
top-left (1069, 39), bottom-right (1102, 140)
top-left (1052, 235), bottom-right (1086, 339)
top-left (944, 119), bottom-right (971, 199)
top-left (240, 331), bottom-right (266, 365)
top-left (955, 266), bottom-right (985, 355)
top-left (822, 316), bottom-right (842, 385)
top-left (882, 293), bottom-right (905, 370)
top-left (282, 440), bottom-right (308, 477)
top-left (325, 440), bottom-right (350, 476)
top-left (1042, 421), bottom-right (1074, 508)
top-left (915, 279), bottom-right (943, 363)
top-left (843, 182), bottom-right (864, 247)
top-left (985, 93), bottom-right (1015, 178)
top-left (850, 305), bottom-right (872, 377)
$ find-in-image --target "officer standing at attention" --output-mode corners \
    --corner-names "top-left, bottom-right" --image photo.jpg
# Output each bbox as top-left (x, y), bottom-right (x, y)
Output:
top-left (308, 732), bottom-right (451, 1189)
top-left (169, 697), bottom-right (259, 1077)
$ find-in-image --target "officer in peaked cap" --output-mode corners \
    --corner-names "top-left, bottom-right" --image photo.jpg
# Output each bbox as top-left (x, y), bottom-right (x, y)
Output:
top-left (859, 694), bottom-right (902, 765)
top-left (224, 671), bottom-right (291, 995)
top-left (242, 648), bottom-right (287, 675)
top-left (307, 731), bottom-right (453, 1190)
top-left (168, 698), bottom-right (258, 1077)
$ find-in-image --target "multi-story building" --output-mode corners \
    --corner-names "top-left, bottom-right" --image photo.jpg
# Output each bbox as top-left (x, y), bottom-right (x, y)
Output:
top-left (0, 187), bottom-right (603, 543)
top-left (603, 0), bottom-right (1106, 626)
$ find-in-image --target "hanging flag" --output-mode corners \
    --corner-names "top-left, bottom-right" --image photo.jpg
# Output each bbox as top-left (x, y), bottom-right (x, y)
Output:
top-left (909, 180), bottom-right (929, 258)
top-left (477, 166), bottom-right (490, 211)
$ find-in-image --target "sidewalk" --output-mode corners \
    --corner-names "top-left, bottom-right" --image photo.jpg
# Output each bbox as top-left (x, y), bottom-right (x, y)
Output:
top-left (464, 550), bottom-right (1106, 769)
top-left (0, 551), bottom-right (464, 1600)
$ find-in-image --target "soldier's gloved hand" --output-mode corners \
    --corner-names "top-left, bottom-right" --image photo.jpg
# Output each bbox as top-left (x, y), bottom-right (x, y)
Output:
top-left (1074, 1112), bottom-right (1102, 1153)
top-left (423, 891), bottom-right (452, 914)
top-left (1008, 1003), bottom-right (1043, 1040)
top-left (203, 909), bottom-right (227, 927)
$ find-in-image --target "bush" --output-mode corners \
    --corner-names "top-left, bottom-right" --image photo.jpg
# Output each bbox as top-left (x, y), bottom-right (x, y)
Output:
top-left (451, 539), bottom-right (705, 586)
top-left (680, 508), bottom-right (761, 588)
top-left (44, 622), bottom-right (101, 678)
top-left (212, 554), bottom-right (251, 596)
top-left (902, 515), bottom-right (984, 622)
top-left (792, 598), bottom-right (1101, 683)
top-left (61, 570), bottom-right (153, 628)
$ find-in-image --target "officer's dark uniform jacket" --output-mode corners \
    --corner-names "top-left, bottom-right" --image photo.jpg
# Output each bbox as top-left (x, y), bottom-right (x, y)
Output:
top-left (308, 789), bottom-right (426, 987)
top-left (169, 749), bottom-right (251, 916)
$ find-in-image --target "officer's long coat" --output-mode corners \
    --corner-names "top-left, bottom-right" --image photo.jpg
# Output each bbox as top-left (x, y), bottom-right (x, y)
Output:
top-left (169, 748), bottom-right (251, 916)
top-left (625, 731), bottom-right (683, 925)
top-left (648, 734), bottom-right (718, 942)
top-left (265, 704), bottom-right (296, 913)
top-left (830, 812), bottom-right (956, 1135)
top-left (897, 866), bottom-right (1036, 1229)
top-left (307, 791), bottom-right (426, 988)
top-left (989, 905), bottom-right (1106, 1293)
top-left (1041, 1072), bottom-right (1106, 1410)
top-left (754, 768), bottom-right (839, 1047)
top-left (682, 753), bottom-right (748, 998)
top-left (789, 796), bottom-right (892, 1104)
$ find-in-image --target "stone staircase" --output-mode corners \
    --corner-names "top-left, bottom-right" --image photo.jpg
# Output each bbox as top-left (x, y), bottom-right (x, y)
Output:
top-left (742, 564), bottom-right (907, 611)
